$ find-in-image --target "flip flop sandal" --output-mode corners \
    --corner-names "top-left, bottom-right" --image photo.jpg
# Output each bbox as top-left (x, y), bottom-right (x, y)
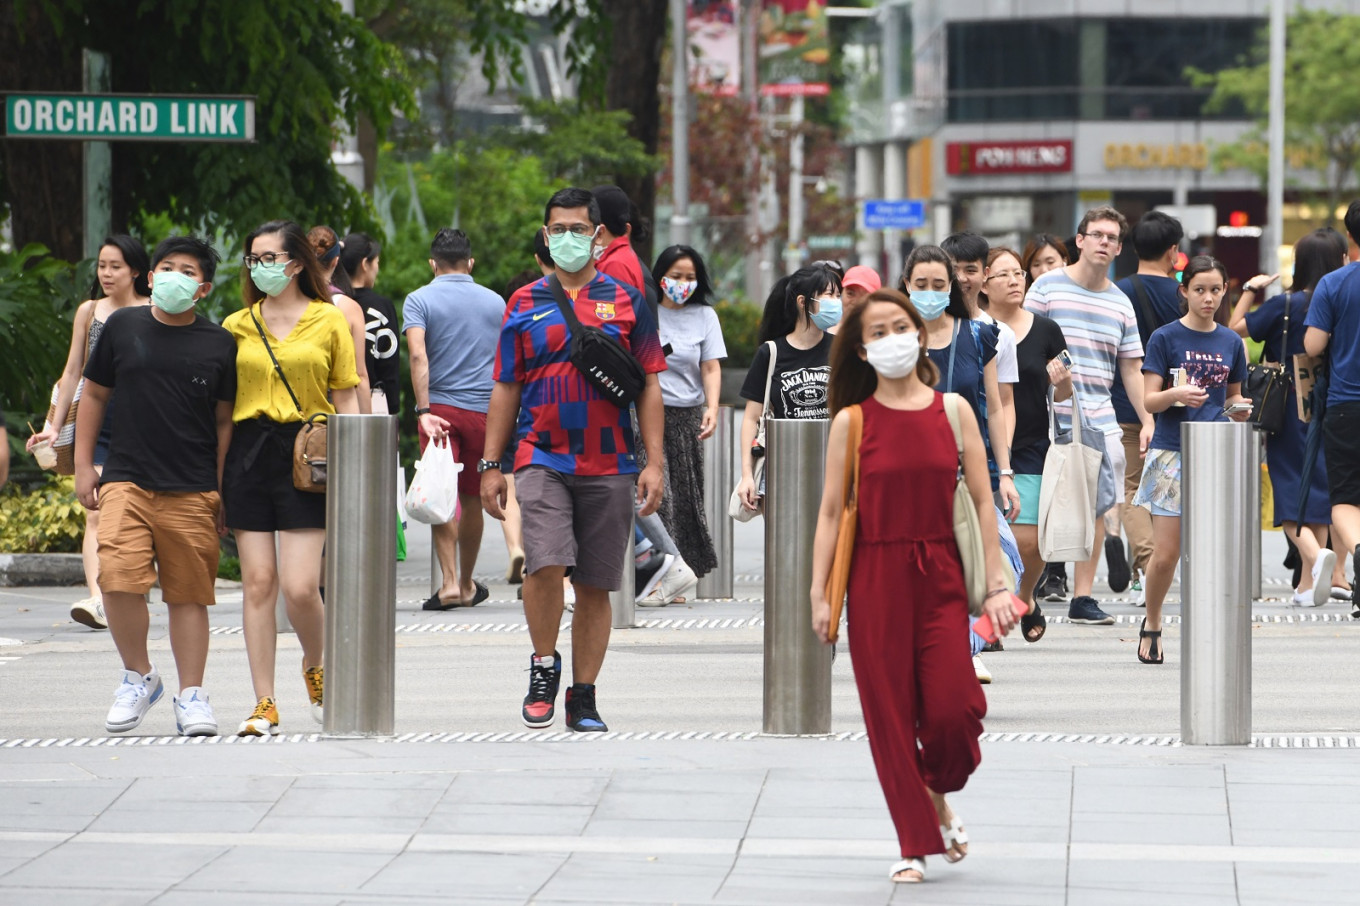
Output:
top-left (421, 592), bottom-right (462, 612)
top-left (1137, 616), bottom-right (1164, 664)
top-left (939, 814), bottom-right (968, 863)
top-left (888, 857), bottom-right (926, 883)
top-left (1021, 602), bottom-right (1046, 643)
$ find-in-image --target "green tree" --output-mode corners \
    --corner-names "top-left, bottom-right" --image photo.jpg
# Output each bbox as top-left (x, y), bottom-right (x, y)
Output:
top-left (1, 0), bottom-right (416, 261)
top-left (1190, 10), bottom-right (1360, 225)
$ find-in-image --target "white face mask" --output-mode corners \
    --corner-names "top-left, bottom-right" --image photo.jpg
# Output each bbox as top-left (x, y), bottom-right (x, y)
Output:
top-left (863, 330), bottom-right (921, 379)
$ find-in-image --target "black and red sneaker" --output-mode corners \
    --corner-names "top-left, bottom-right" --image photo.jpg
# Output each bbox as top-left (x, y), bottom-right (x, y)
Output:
top-left (521, 650), bottom-right (561, 728)
top-left (565, 683), bottom-right (608, 732)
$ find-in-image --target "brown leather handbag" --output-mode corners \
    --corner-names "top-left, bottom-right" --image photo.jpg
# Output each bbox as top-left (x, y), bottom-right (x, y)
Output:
top-left (823, 404), bottom-right (863, 644)
top-left (292, 413), bottom-right (328, 493)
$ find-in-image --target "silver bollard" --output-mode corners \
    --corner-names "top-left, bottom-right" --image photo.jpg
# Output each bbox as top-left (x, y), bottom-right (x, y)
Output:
top-left (609, 527), bottom-right (636, 628)
top-left (1180, 421), bottom-right (1255, 745)
top-left (762, 418), bottom-right (832, 735)
top-left (324, 413), bottom-right (398, 737)
top-left (697, 406), bottom-right (734, 599)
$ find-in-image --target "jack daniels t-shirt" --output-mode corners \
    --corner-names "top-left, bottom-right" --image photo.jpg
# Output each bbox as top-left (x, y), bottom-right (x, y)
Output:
top-left (739, 334), bottom-right (835, 420)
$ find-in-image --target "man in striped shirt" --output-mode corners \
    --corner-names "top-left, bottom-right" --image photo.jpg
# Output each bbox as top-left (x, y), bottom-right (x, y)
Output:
top-left (1025, 205), bottom-right (1154, 625)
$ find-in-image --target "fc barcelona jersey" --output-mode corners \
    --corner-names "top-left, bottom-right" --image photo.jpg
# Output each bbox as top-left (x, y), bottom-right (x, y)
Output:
top-left (495, 272), bottom-right (667, 475)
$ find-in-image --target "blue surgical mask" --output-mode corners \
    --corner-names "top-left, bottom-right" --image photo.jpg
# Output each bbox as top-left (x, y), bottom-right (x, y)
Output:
top-left (810, 295), bottom-right (842, 330)
top-left (910, 290), bottom-right (950, 320)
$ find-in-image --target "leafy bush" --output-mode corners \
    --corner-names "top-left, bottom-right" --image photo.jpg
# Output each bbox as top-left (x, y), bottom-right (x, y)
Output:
top-left (713, 300), bottom-right (764, 369)
top-left (0, 475), bottom-right (85, 554)
top-left (217, 555), bottom-right (241, 581)
top-left (0, 244), bottom-right (82, 428)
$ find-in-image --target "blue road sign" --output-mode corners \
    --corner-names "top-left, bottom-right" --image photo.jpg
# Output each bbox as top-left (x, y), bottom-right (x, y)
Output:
top-left (862, 199), bottom-right (926, 230)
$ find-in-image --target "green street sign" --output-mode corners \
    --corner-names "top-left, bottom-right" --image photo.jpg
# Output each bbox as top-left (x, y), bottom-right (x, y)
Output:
top-left (3, 93), bottom-right (255, 142)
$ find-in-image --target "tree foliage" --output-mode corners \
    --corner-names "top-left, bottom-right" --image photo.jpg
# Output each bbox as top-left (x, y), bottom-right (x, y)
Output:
top-left (2, 0), bottom-right (418, 256)
top-left (1190, 10), bottom-right (1360, 222)
top-left (0, 244), bottom-right (82, 424)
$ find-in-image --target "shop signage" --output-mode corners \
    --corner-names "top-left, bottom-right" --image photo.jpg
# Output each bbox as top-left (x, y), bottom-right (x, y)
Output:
top-left (946, 140), bottom-right (1072, 175)
top-left (4, 93), bottom-right (255, 142)
top-left (1104, 143), bottom-right (1207, 171)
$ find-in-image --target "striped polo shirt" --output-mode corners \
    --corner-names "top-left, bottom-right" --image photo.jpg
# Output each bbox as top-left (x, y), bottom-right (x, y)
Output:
top-left (1024, 268), bottom-right (1143, 437)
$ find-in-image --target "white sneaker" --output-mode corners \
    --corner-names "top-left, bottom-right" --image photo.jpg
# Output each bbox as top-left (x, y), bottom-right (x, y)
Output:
top-left (173, 687), bottom-right (219, 737)
top-left (105, 668), bottom-right (164, 733)
top-left (1309, 550), bottom-right (1336, 607)
top-left (1133, 585), bottom-right (1146, 608)
top-left (972, 655), bottom-right (992, 684)
top-left (656, 559), bottom-right (699, 604)
top-left (1292, 590), bottom-right (1313, 606)
top-left (563, 583), bottom-right (576, 613)
top-left (71, 597), bottom-right (107, 630)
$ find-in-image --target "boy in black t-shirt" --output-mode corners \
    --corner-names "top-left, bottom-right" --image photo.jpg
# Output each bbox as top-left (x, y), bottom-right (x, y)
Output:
top-left (75, 236), bottom-right (237, 737)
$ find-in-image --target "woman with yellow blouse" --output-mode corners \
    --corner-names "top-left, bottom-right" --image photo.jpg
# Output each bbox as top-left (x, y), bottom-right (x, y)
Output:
top-left (222, 220), bottom-right (360, 737)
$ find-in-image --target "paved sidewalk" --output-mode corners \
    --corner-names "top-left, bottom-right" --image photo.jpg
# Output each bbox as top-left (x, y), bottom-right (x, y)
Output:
top-left (3, 734), bottom-right (1359, 905)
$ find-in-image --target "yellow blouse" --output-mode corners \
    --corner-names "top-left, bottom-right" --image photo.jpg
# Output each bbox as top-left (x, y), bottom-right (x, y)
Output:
top-left (223, 300), bottom-right (360, 423)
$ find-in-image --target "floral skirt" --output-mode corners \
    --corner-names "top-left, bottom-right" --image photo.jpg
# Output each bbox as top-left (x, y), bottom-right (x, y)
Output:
top-left (1132, 448), bottom-right (1181, 517)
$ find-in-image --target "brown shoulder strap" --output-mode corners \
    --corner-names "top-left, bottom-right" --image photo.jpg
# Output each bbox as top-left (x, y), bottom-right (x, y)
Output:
top-left (842, 404), bottom-right (864, 505)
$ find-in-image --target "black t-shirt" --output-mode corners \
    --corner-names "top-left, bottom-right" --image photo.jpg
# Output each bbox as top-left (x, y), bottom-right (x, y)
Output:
top-left (83, 306), bottom-right (237, 491)
top-left (740, 334), bottom-right (834, 419)
top-left (1011, 313), bottom-right (1069, 474)
top-left (353, 286), bottom-right (400, 414)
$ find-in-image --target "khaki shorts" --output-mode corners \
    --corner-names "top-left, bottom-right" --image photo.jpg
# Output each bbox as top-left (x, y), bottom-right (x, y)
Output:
top-left (515, 465), bottom-right (636, 591)
top-left (97, 482), bottom-right (221, 605)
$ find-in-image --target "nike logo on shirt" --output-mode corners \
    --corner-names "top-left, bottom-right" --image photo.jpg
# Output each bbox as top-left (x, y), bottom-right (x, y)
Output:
top-left (533, 310), bottom-right (552, 321)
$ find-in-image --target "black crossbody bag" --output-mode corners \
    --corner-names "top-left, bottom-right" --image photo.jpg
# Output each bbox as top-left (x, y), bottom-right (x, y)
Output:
top-left (546, 275), bottom-right (647, 407)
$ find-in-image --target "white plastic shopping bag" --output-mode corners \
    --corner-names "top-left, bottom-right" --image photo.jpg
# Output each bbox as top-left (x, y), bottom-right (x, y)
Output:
top-left (404, 441), bottom-right (462, 524)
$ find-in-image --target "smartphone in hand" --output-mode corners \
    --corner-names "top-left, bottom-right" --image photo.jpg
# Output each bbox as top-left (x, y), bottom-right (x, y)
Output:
top-left (1056, 349), bottom-right (1073, 369)
top-left (1222, 402), bottom-right (1253, 416)
top-left (971, 593), bottom-right (1031, 643)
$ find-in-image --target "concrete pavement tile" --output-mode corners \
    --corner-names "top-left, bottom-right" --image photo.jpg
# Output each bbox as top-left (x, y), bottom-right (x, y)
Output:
top-left (583, 817), bottom-right (750, 839)
top-left (176, 847), bottom-right (394, 895)
top-left (0, 781), bottom-right (131, 833)
top-left (1070, 811), bottom-right (1232, 845)
top-left (1074, 764), bottom-right (1225, 789)
top-left (534, 852), bottom-right (733, 902)
top-left (290, 772), bottom-right (454, 792)
top-left (0, 763), bottom-right (106, 782)
top-left (120, 774), bottom-right (293, 803)
top-left (252, 814), bottom-right (427, 835)
top-left (745, 814), bottom-right (896, 840)
top-left (360, 851), bottom-right (565, 898)
top-left (441, 770), bottom-right (610, 806)
top-left (88, 801), bottom-right (274, 834)
top-left (717, 855), bottom-right (893, 905)
top-left (265, 786), bottom-right (444, 820)
top-left (1067, 859), bottom-right (1238, 904)
top-left (1237, 862), bottom-right (1360, 904)
top-left (153, 891), bottom-right (343, 906)
top-left (604, 769), bottom-right (767, 795)
top-left (1072, 784), bottom-right (1228, 816)
top-left (883, 855), bottom-right (1067, 905)
top-left (1228, 800), bottom-right (1360, 845)
top-left (0, 887), bottom-right (164, 905)
top-left (0, 840), bottom-right (225, 891)
top-left (420, 803), bottom-right (595, 835)
top-left (593, 789), bottom-right (758, 822)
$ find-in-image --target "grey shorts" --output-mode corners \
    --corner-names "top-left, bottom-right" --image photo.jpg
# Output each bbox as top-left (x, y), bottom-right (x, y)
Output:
top-left (515, 465), bottom-right (636, 591)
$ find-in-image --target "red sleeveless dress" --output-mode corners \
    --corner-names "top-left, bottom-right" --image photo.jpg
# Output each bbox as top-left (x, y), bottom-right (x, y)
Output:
top-left (847, 393), bottom-right (987, 857)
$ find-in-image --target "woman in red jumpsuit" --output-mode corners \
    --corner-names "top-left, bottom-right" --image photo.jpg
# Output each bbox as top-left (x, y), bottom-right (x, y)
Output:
top-left (811, 288), bottom-right (1016, 884)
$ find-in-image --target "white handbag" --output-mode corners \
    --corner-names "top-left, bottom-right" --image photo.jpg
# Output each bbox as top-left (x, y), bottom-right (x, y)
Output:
top-left (728, 341), bottom-right (778, 523)
top-left (1037, 388), bottom-right (1103, 562)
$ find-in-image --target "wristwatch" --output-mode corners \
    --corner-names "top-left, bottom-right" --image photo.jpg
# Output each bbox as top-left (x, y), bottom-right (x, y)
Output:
top-left (1241, 283), bottom-right (1259, 294)
top-left (414, 406), bottom-right (431, 416)
top-left (477, 459), bottom-right (503, 473)
top-left (999, 469), bottom-right (1015, 477)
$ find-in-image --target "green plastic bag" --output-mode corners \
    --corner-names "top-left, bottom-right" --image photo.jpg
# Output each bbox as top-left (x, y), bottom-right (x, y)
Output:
top-left (396, 513), bottom-right (407, 562)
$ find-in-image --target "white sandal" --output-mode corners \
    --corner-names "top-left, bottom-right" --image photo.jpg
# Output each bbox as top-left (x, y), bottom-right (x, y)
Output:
top-left (940, 813), bottom-right (969, 863)
top-left (888, 857), bottom-right (926, 883)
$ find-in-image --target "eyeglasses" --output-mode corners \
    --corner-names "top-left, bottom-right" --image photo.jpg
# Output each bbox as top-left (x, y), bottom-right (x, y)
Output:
top-left (243, 253), bottom-right (291, 267)
top-left (1082, 231), bottom-right (1121, 245)
top-left (987, 270), bottom-right (1025, 282)
top-left (546, 224), bottom-right (595, 237)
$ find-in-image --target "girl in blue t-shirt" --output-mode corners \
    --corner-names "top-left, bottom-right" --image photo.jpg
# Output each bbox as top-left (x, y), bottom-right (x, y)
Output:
top-left (1132, 256), bottom-right (1250, 664)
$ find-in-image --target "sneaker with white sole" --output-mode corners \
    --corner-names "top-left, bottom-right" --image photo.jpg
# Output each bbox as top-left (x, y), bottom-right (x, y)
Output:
top-left (656, 558), bottom-right (699, 604)
top-left (70, 597), bottom-right (107, 630)
top-left (238, 697), bottom-right (280, 737)
top-left (105, 668), bottom-right (164, 733)
top-left (173, 687), bottom-right (219, 736)
top-left (303, 664), bottom-right (324, 724)
top-left (1307, 550), bottom-right (1336, 607)
top-left (635, 552), bottom-right (675, 601)
top-left (972, 655), bottom-right (992, 684)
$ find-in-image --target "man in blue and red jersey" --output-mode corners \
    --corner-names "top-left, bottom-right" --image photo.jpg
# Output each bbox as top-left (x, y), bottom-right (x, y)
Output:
top-left (480, 186), bottom-right (667, 732)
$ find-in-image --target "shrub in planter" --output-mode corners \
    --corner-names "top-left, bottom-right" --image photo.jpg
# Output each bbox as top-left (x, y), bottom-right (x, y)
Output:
top-left (0, 475), bottom-right (84, 553)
